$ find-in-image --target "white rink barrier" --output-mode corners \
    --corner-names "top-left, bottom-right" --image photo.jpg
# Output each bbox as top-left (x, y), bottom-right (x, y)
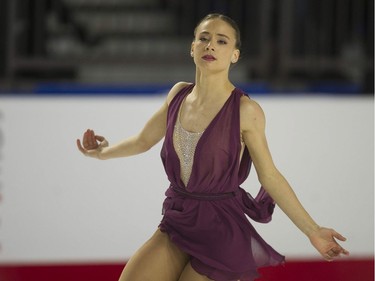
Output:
top-left (0, 94), bottom-right (373, 263)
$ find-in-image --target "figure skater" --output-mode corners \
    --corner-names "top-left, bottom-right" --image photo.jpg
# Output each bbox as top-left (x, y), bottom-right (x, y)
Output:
top-left (77, 13), bottom-right (349, 281)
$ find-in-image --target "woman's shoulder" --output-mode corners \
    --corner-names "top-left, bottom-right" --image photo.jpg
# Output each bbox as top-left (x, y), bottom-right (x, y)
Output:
top-left (166, 81), bottom-right (193, 105)
top-left (239, 93), bottom-right (266, 125)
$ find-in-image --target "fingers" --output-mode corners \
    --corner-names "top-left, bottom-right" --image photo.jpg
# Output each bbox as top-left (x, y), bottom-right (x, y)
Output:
top-left (77, 129), bottom-right (96, 154)
top-left (324, 249), bottom-right (336, 261)
top-left (324, 246), bottom-right (349, 261)
top-left (82, 129), bottom-right (99, 150)
top-left (324, 247), bottom-right (342, 261)
top-left (342, 247), bottom-right (350, 255)
top-left (313, 227), bottom-right (349, 261)
top-left (94, 135), bottom-right (109, 147)
top-left (332, 230), bottom-right (347, 242)
top-left (332, 245), bottom-right (350, 256)
top-left (77, 129), bottom-right (107, 159)
top-left (95, 135), bottom-right (105, 142)
top-left (76, 139), bottom-right (87, 154)
top-left (86, 129), bottom-right (98, 149)
top-left (323, 237), bottom-right (350, 261)
top-left (331, 230), bottom-right (350, 256)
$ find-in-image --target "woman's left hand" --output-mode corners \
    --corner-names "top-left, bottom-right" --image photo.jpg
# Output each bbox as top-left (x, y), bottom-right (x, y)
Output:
top-left (309, 227), bottom-right (349, 261)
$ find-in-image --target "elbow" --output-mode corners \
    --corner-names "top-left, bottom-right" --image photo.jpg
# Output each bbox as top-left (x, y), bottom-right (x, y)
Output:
top-left (258, 175), bottom-right (273, 190)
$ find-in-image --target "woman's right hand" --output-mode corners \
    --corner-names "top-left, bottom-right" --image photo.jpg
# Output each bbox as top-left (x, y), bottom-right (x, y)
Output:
top-left (76, 129), bottom-right (108, 159)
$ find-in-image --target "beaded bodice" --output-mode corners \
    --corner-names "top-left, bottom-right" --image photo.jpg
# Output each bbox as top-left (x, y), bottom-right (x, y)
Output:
top-left (173, 118), bottom-right (203, 186)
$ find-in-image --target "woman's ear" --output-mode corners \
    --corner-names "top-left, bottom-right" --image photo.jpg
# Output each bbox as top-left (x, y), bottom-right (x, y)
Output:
top-left (191, 42), bottom-right (195, 57)
top-left (231, 49), bottom-right (240, 63)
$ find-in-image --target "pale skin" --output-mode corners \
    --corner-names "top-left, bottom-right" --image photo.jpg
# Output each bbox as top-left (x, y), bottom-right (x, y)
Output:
top-left (77, 18), bottom-right (349, 281)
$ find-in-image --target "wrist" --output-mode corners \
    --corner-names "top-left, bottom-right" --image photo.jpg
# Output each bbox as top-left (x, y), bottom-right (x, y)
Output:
top-left (94, 146), bottom-right (103, 160)
top-left (305, 224), bottom-right (321, 238)
top-left (303, 224), bottom-right (321, 239)
top-left (97, 139), bottom-right (109, 160)
top-left (96, 147), bottom-right (108, 160)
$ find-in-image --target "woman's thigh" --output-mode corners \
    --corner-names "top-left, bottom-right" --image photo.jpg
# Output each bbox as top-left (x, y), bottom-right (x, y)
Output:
top-left (178, 262), bottom-right (214, 281)
top-left (118, 229), bottom-right (189, 281)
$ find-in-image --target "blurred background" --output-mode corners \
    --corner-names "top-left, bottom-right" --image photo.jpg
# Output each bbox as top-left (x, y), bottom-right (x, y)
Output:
top-left (0, 0), bottom-right (373, 93)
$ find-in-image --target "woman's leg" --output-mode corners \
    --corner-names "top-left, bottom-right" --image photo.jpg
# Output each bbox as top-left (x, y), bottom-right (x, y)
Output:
top-left (118, 229), bottom-right (189, 281)
top-left (178, 262), bottom-right (214, 281)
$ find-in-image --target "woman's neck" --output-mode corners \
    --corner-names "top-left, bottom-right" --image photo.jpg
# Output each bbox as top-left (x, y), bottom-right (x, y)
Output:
top-left (193, 69), bottom-right (234, 102)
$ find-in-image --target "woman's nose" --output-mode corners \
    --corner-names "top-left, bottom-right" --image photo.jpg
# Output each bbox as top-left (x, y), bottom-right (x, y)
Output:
top-left (205, 41), bottom-right (214, 51)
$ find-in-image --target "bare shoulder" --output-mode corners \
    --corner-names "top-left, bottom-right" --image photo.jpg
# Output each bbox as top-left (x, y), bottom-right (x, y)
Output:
top-left (240, 95), bottom-right (266, 131)
top-left (166, 81), bottom-right (192, 105)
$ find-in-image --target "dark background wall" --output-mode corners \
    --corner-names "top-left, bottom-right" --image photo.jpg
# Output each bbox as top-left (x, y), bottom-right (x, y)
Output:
top-left (0, 0), bottom-right (373, 93)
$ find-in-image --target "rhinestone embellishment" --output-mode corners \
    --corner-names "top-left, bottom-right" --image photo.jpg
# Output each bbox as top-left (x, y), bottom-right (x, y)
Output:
top-left (173, 119), bottom-right (204, 186)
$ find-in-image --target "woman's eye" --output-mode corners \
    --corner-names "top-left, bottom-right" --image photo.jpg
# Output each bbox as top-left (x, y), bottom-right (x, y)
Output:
top-left (199, 37), bottom-right (208, 42)
top-left (218, 40), bottom-right (227, 45)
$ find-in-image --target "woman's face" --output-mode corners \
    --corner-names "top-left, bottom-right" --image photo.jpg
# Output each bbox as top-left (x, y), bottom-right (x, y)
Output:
top-left (192, 19), bottom-right (240, 73)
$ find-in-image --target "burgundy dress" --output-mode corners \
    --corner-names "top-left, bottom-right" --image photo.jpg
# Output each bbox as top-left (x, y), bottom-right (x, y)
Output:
top-left (159, 84), bottom-right (285, 281)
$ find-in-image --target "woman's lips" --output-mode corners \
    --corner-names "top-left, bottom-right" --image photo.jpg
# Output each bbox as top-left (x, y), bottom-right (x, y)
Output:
top-left (202, 55), bottom-right (216, 61)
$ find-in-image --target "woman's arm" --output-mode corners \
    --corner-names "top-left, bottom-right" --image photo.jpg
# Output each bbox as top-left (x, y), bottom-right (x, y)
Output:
top-left (240, 96), bottom-right (349, 261)
top-left (77, 82), bottom-right (190, 159)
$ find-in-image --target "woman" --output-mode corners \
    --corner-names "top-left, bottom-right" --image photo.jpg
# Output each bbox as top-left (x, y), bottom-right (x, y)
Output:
top-left (77, 14), bottom-right (349, 281)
